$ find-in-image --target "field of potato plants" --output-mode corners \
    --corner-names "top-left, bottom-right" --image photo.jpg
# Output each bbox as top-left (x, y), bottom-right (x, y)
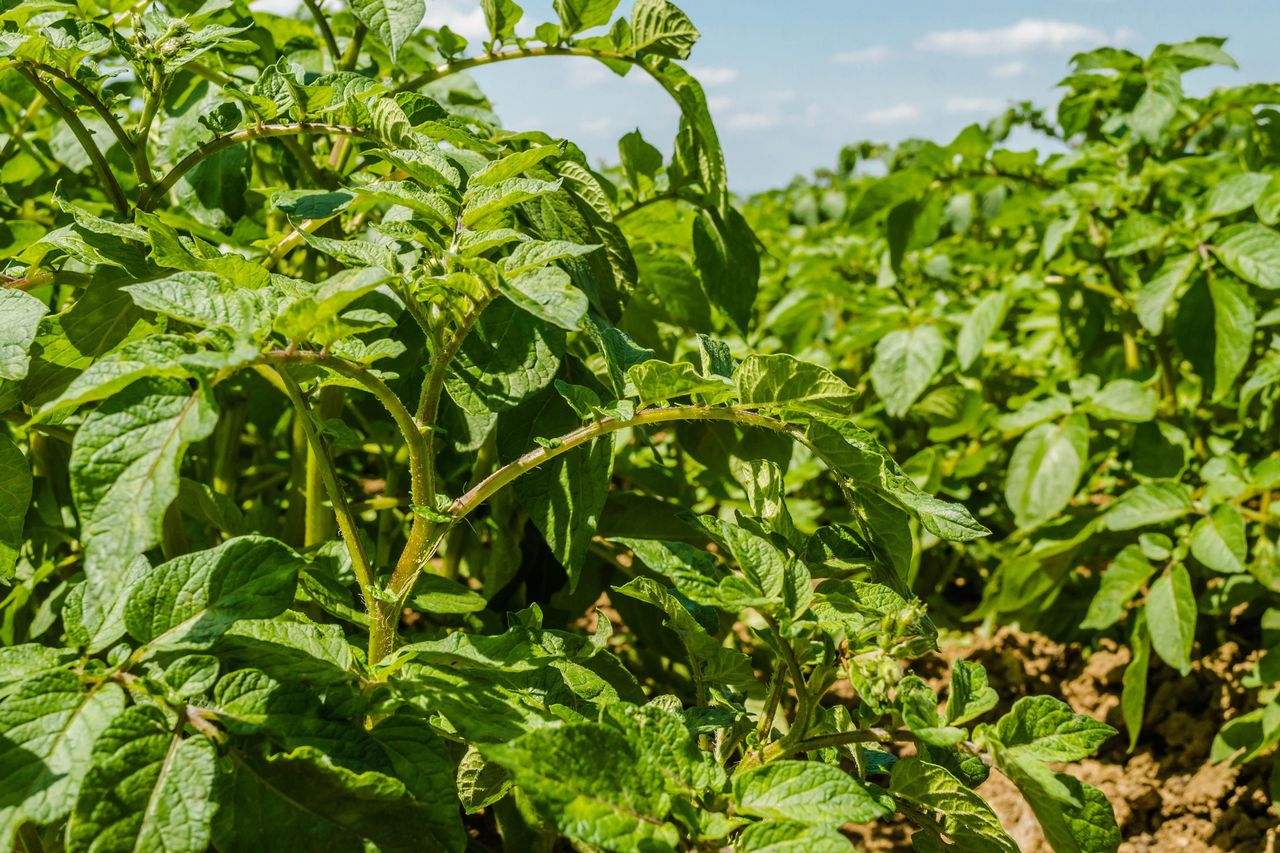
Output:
top-left (0, 0), bottom-right (1277, 849)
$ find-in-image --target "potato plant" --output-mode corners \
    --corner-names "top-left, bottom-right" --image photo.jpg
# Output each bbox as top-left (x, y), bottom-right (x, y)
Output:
top-left (0, 0), bottom-right (1119, 850)
top-left (747, 39), bottom-right (1280, 784)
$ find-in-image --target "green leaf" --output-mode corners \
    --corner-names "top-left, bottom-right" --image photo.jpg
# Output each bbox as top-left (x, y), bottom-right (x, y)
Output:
top-left (956, 290), bottom-right (1009, 370)
top-left (1130, 59), bottom-right (1181, 144)
top-left (989, 695), bottom-right (1116, 764)
top-left (214, 746), bottom-right (450, 853)
top-left (124, 535), bottom-right (303, 652)
top-left (274, 267), bottom-right (392, 346)
top-left (1085, 379), bottom-right (1157, 422)
top-left (70, 377), bottom-right (219, 582)
top-left (37, 336), bottom-right (195, 417)
top-left (350, 0), bottom-right (425, 60)
top-left (408, 573), bottom-right (488, 614)
top-left (736, 820), bottom-right (851, 852)
top-left (482, 722), bottom-right (680, 852)
top-left (552, 0), bottom-right (619, 35)
top-left (1122, 611), bottom-right (1150, 751)
top-left (629, 0), bottom-right (699, 59)
top-left (899, 676), bottom-right (966, 746)
top-left (1207, 275), bottom-right (1256, 400)
top-left (0, 434), bottom-right (31, 579)
top-left (945, 660), bottom-right (998, 725)
top-left (1004, 413), bottom-right (1089, 529)
top-left (734, 353), bottom-right (857, 416)
top-left (1204, 172), bottom-right (1271, 218)
top-left (995, 758), bottom-right (1120, 853)
top-left (497, 390), bottom-right (611, 584)
top-left (1190, 504), bottom-right (1248, 573)
top-left (732, 760), bottom-right (893, 825)
top-left (368, 713), bottom-right (467, 853)
top-left (471, 145), bottom-right (562, 188)
top-left (446, 298), bottom-right (562, 415)
top-left (0, 289), bottom-right (48, 381)
top-left (1213, 223), bottom-right (1280, 289)
top-left (1081, 545), bottom-right (1154, 630)
top-left (1105, 213), bottom-right (1166, 257)
top-left (463, 178), bottom-right (563, 227)
top-left (68, 705), bottom-right (217, 853)
top-left (870, 325), bottom-right (945, 417)
top-left (692, 207), bottom-right (759, 332)
top-left (1145, 563), bottom-right (1196, 675)
top-left (1135, 252), bottom-right (1195, 335)
top-left (1102, 480), bottom-right (1193, 531)
top-left (628, 360), bottom-right (733, 406)
top-left (0, 673), bottom-right (126, 841)
top-left (889, 757), bottom-right (1018, 853)
top-left (124, 272), bottom-right (271, 337)
top-left (500, 266), bottom-right (589, 330)
top-left (481, 0), bottom-right (524, 40)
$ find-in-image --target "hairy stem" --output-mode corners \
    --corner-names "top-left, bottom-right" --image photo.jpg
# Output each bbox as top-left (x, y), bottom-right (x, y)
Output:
top-left (18, 67), bottom-right (128, 215)
top-left (266, 366), bottom-right (375, 597)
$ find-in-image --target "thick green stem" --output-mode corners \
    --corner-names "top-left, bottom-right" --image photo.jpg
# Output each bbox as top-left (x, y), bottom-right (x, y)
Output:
top-left (18, 67), bottom-right (128, 215)
top-left (266, 366), bottom-right (375, 597)
top-left (302, 0), bottom-right (340, 62)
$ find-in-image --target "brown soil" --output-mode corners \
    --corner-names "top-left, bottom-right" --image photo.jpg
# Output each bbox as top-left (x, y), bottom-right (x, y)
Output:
top-left (860, 629), bottom-right (1280, 852)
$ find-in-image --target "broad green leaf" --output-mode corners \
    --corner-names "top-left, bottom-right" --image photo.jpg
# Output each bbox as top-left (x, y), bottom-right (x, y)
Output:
top-left (1213, 223), bottom-right (1280, 289)
top-left (500, 266), bottom-right (589, 330)
top-left (124, 535), bottom-right (303, 652)
top-left (1085, 379), bottom-right (1157, 422)
top-left (482, 723), bottom-right (680, 852)
top-left (368, 713), bottom-right (467, 853)
top-left (1207, 275), bottom-right (1256, 400)
top-left (732, 760), bottom-right (893, 825)
top-left (1130, 59), bottom-right (1180, 144)
top-left (1102, 480), bottom-right (1193, 531)
top-left (956, 290), bottom-right (1009, 370)
top-left (1145, 563), bottom-right (1196, 675)
top-left (0, 289), bottom-right (48, 381)
top-left (124, 272), bottom-right (271, 337)
top-left (497, 390), bottom-right (612, 583)
top-left (629, 0), bottom-right (699, 59)
top-left (446, 298), bottom-right (562, 415)
top-left (994, 758), bottom-right (1120, 853)
top-left (692, 207), bottom-right (758, 332)
top-left (1190, 504), bottom-right (1248, 573)
top-left (471, 145), bottom-right (562, 188)
top-left (988, 695), bottom-right (1116, 764)
top-left (501, 239), bottom-right (601, 276)
top-left (1005, 414), bottom-right (1089, 528)
top-left (889, 757), bottom-right (1018, 853)
top-left (553, 0), bottom-right (618, 34)
top-left (1204, 172), bottom-right (1271, 217)
top-left (351, 0), bottom-right (425, 60)
top-left (70, 377), bottom-right (219, 582)
top-left (0, 673), bottom-right (125, 842)
top-left (628, 360), bottom-right (733, 406)
top-left (899, 676), bottom-right (966, 746)
top-left (1081, 545), bottom-right (1154, 630)
top-left (734, 353), bottom-right (857, 416)
top-left (217, 614), bottom-right (358, 685)
top-left (736, 820), bottom-right (850, 852)
top-left (68, 705), bottom-right (217, 853)
top-left (945, 660), bottom-right (998, 725)
top-left (375, 148), bottom-right (461, 190)
top-left (37, 336), bottom-right (194, 417)
top-left (481, 0), bottom-right (523, 40)
top-left (408, 573), bottom-right (488, 614)
top-left (1135, 252), bottom-right (1195, 334)
top-left (870, 325), bottom-right (945, 417)
top-left (1105, 213), bottom-right (1166, 257)
top-left (0, 434), bottom-right (30, 579)
top-left (213, 746), bottom-right (448, 852)
top-left (463, 178), bottom-right (562, 227)
top-left (1122, 611), bottom-right (1150, 751)
top-left (274, 267), bottom-right (393, 346)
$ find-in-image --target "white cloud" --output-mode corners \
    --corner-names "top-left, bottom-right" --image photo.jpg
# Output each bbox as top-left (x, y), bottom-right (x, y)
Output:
top-left (724, 111), bottom-right (783, 130)
top-left (916, 19), bottom-right (1106, 56)
top-left (423, 0), bottom-right (488, 42)
top-left (249, 0), bottom-right (302, 13)
top-left (707, 95), bottom-right (733, 112)
top-left (831, 45), bottom-right (892, 64)
top-left (989, 60), bottom-right (1027, 79)
top-left (945, 97), bottom-right (1008, 114)
top-left (579, 117), bottom-right (621, 135)
top-left (686, 65), bottom-right (739, 86)
top-left (865, 103), bottom-right (921, 125)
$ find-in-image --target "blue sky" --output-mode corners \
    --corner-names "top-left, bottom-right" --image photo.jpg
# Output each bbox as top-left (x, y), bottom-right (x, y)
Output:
top-left (416, 1), bottom-right (1280, 192)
